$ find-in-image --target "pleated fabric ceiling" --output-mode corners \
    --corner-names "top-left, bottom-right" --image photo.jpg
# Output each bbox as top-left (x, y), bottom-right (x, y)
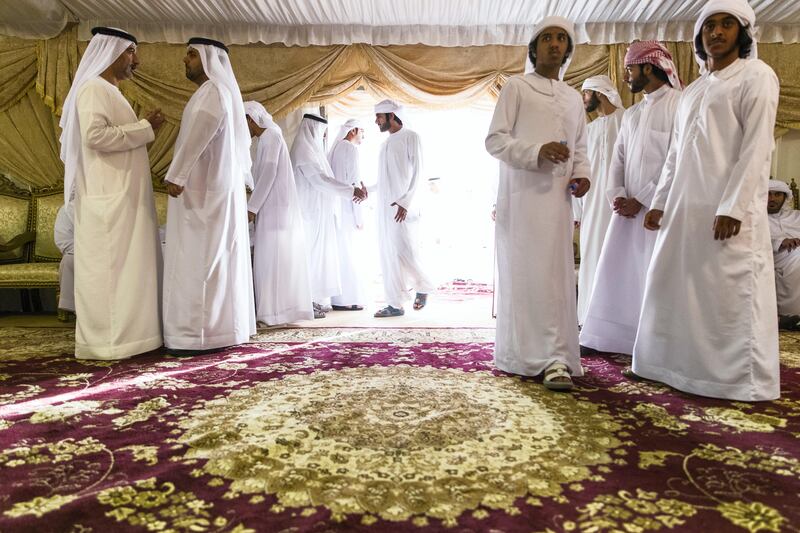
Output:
top-left (1, 0), bottom-right (799, 44)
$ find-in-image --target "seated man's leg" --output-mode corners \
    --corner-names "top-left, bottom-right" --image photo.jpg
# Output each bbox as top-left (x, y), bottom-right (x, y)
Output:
top-left (59, 253), bottom-right (75, 312)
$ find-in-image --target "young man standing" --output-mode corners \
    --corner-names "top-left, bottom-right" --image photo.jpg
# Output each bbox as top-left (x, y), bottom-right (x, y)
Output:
top-left (485, 17), bottom-right (590, 390)
top-left (579, 41), bottom-right (682, 356)
top-left (373, 100), bottom-right (434, 318)
top-left (634, 0), bottom-right (780, 401)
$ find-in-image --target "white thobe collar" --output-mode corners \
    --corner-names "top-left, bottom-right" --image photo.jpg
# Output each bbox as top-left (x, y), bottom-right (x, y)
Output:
top-left (642, 83), bottom-right (671, 105)
top-left (523, 70), bottom-right (557, 97)
top-left (707, 58), bottom-right (747, 81)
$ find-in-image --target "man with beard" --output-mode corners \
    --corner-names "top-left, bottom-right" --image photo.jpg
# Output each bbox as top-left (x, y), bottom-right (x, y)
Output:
top-left (163, 38), bottom-right (255, 354)
top-left (633, 0), bottom-right (780, 400)
top-left (60, 27), bottom-right (164, 360)
top-left (245, 100), bottom-right (315, 326)
top-left (328, 119), bottom-right (368, 311)
top-left (574, 75), bottom-right (624, 326)
top-left (767, 179), bottom-right (800, 329)
top-left (372, 100), bottom-right (435, 317)
top-left (579, 41), bottom-right (682, 356)
top-left (485, 17), bottom-right (590, 390)
top-left (291, 114), bottom-right (367, 318)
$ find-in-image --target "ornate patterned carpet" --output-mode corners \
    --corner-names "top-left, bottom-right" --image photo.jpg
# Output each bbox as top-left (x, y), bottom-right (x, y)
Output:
top-left (0, 326), bottom-right (799, 533)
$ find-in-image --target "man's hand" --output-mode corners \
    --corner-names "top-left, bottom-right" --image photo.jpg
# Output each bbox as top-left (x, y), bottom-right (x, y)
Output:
top-left (390, 202), bottom-right (407, 223)
top-left (360, 181), bottom-right (368, 199)
top-left (779, 238), bottom-right (800, 252)
top-left (713, 215), bottom-right (741, 241)
top-left (146, 108), bottom-right (165, 131)
top-left (618, 197), bottom-right (644, 218)
top-left (248, 211), bottom-right (256, 223)
top-left (569, 178), bottom-right (590, 198)
top-left (353, 185), bottom-right (366, 203)
top-left (166, 181), bottom-right (184, 198)
top-left (538, 142), bottom-right (570, 165)
top-left (643, 209), bottom-right (663, 230)
top-left (612, 197), bottom-right (625, 212)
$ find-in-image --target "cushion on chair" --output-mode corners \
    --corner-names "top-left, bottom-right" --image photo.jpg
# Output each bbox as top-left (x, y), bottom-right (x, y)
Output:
top-left (31, 190), bottom-right (63, 262)
top-left (0, 178), bottom-right (31, 264)
top-left (0, 262), bottom-right (60, 288)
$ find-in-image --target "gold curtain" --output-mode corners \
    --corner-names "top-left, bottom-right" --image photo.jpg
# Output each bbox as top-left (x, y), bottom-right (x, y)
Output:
top-left (2, 26), bottom-right (800, 189)
top-left (0, 90), bottom-right (63, 188)
top-left (35, 25), bottom-right (80, 117)
top-left (0, 36), bottom-right (36, 112)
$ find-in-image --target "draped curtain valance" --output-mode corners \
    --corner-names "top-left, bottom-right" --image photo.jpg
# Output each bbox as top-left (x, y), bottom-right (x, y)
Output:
top-left (1, 26), bottom-right (799, 190)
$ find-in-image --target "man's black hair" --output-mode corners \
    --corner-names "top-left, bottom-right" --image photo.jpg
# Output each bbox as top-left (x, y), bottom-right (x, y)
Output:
top-left (647, 64), bottom-right (671, 86)
top-left (694, 21), bottom-right (753, 61)
top-left (527, 33), bottom-right (574, 68)
top-left (385, 112), bottom-right (402, 126)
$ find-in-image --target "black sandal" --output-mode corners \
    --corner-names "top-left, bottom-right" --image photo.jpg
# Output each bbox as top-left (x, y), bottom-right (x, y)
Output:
top-left (413, 292), bottom-right (428, 310)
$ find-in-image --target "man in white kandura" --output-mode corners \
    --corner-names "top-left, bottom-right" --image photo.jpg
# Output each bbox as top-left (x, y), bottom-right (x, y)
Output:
top-left (60, 26), bottom-right (164, 360)
top-left (634, 0), bottom-right (780, 401)
top-left (574, 75), bottom-right (624, 326)
top-left (163, 37), bottom-right (255, 354)
top-left (485, 17), bottom-right (591, 390)
top-left (579, 41), bottom-right (682, 356)
top-left (767, 179), bottom-right (800, 329)
top-left (245, 100), bottom-right (314, 326)
top-left (328, 119), bottom-right (368, 311)
top-left (54, 200), bottom-right (75, 313)
top-left (291, 113), bottom-right (367, 318)
top-left (373, 100), bottom-right (435, 317)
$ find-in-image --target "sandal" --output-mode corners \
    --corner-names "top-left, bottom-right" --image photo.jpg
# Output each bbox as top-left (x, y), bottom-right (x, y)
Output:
top-left (374, 305), bottom-right (404, 318)
top-left (332, 304), bottom-right (364, 311)
top-left (543, 362), bottom-right (574, 391)
top-left (313, 308), bottom-right (326, 319)
top-left (413, 292), bottom-right (428, 310)
top-left (622, 366), bottom-right (648, 381)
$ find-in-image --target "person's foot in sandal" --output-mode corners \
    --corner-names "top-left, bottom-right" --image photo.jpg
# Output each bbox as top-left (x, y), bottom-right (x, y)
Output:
top-left (622, 366), bottom-right (651, 381)
top-left (332, 304), bottom-right (364, 311)
top-left (543, 362), bottom-right (574, 391)
top-left (312, 302), bottom-right (326, 319)
top-left (374, 305), bottom-right (404, 318)
top-left (413, 292), bottom-right (428, 310)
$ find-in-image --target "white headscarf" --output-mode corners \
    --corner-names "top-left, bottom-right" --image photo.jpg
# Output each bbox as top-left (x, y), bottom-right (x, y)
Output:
top-left (191, 42), bottom-right (253, 189)
top-left (525, 16), bottom-right (576, 81)
top-left (581, 75), bottom-right (623, 109)
top-left (243, 100), bottom-right (279, 133)
top-left (290, 114), bottom-right (334, 178)
top-left (769, 179), bottom-right (793, 212)
top-left (693, 0), bottom-right (758, 73)
top-left (328, 118), bottom-right (362, 157)
top-left (59, 29), bottom-right (136, 205)
top-left (374, 99), bottom-right (404, 121)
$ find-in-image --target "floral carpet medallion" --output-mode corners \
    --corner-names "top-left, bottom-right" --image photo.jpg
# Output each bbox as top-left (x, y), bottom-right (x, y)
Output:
top-left (0, 326), bottom-right (798, 532)
top-left (178, 365), bottom-right (622, 523)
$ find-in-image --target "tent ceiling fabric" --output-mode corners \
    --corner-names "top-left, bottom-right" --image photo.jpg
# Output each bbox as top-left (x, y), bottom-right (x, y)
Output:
top-left (1, 0), bottom-right (799, 45)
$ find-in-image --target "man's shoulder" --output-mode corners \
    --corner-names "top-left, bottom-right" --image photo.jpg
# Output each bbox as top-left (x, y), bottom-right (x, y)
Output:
top-left (739, 59), bottom-right (778, 86)
top-left (78, 77), bottom-right (111, 98)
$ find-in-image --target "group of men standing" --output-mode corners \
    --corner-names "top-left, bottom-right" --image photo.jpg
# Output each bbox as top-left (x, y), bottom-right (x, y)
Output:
top-left (487, 0), bottom-right (781, 401)
top-left (62, 28), bottom-right (432, 361)
top-left (58, 0), bottom-right (783, 402)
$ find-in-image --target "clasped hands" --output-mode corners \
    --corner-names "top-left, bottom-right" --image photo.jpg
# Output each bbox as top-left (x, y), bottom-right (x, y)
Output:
top-left (146, 108), bottom-right (165, 131)
top-left (613, 197), bottom-right (644, 218)
top-left (644, 209), bottom-right (742, 241)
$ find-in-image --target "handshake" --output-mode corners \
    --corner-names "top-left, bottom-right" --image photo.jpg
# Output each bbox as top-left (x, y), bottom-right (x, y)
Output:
top-left (352, 181), bottom-right (368, 203)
